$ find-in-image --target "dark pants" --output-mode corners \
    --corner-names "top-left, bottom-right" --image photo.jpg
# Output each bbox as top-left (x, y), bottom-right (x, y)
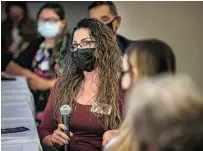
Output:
top-left (42, 144), bottom-right (64, 151)
top-left (1, 52), bottom-right (13, 71)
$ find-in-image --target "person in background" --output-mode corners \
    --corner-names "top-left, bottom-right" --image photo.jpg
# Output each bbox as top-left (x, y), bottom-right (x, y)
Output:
top-left (6, 3), bottom-right (69, 112)
top-left (128, 74), bottom-right (203, 151)
top-left (88, 1), bottom-right (133, 54)
top-left (104, 39), bottom-right (176, 151)
top-left (121, 39), bottom-right (176, 91)
top-left (38, 18), bottom-right (124, 151)
top-left (1, 1), bottom-right (38, 71)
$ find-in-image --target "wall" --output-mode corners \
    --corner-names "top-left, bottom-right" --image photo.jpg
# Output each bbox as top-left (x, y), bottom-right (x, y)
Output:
top-left (1, 1), bottom-right (203, 91)
top-left (115, 1), bottom-right (203, 91)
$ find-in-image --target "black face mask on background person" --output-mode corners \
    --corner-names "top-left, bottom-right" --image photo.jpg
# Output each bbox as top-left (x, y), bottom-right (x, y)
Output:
top-left (106, 17), bottom-right (118, 33)
top-left (72, 48), bottom-right (96, 72)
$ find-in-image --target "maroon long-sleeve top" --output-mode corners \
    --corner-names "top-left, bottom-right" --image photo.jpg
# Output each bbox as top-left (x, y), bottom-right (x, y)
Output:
top-left (38, 83), bottom-right (124, 151)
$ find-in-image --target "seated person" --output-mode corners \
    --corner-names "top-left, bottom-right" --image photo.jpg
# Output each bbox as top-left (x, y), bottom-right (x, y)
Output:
top-left (1, 2), bottom-right (38, 71)
top-left (6, 3), bottom-right (70, 112)
top-left (38, 18), bottom-right (124, 151)
top-left (121, 39), bottom-right (176, 91)
top-left (104, 39), bottom-right (176, 151)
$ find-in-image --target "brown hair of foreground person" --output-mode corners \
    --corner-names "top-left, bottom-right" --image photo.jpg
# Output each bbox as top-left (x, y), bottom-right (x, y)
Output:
top-left (105, 74), bottom-right (203, 151)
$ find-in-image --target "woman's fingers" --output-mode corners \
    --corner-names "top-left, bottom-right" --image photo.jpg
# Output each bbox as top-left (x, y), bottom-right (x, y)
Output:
top-left (70, 132), bottom-right (73, 137)
top-left (58, 123), bottom-right (67, 131)
top-left (51, 137), bottom-right (63, 146)
top-left (53, 133), bottom-right (68, 144)
top-left (58, 124), bottom-right (73, 138)
top-left (102, 140), bottom-right (107, 146)
top-left (51, 124), bottom-right (74, 148)
top-left (55, 129), bottom-right (69, 140)
top-left (102, 130), bottom-right (119, 146)
top-left (110, 130), bottom-right (119, 135)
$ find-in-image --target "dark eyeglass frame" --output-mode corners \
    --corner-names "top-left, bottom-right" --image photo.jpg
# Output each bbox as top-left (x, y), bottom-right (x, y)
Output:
top-left (69, 40), bottom-right (97, 52)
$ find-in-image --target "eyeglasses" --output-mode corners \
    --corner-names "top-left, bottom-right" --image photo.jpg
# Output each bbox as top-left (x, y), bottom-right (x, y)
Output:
top-left (70, 40), bottom-right (96, 52)
top-left (38, 17), bottom-right (60, 24)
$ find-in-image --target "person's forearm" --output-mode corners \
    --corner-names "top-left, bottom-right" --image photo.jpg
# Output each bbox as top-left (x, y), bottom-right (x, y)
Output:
top-left (48, 79), bottom-right (57, 89)
top-left (6, 61), bottom-right (35, 79)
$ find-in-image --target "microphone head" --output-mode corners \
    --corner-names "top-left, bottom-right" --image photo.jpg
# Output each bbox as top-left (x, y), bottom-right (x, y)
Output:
top-left (60, 105), bottom-right (72, 115)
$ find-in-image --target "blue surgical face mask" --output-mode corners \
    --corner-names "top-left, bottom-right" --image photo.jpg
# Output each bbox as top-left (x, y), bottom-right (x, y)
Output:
top-left (37, 21), bottom-right (60, 38)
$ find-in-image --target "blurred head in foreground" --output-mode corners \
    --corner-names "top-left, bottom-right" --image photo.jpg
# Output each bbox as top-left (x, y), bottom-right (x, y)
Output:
top-left (105, 74), bottom-right (203, 151)
top-left (129, 74), bottom-right (203, 151)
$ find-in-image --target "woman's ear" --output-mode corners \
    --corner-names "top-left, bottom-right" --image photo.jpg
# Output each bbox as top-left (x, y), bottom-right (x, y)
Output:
top-left (60, 19), bottom-right (67, 28)
top-left (116, 16), bottom-right (121, 25)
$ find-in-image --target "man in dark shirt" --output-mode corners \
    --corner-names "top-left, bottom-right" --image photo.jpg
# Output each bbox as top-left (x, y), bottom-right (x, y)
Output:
top-left (88, 1), bottom-right (133, 54)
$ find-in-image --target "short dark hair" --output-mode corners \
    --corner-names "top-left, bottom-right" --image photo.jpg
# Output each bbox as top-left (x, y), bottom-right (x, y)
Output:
top-left (37, 2), bottom-right (65, 20)
top-left (88, 1), bottom-right (118, 16)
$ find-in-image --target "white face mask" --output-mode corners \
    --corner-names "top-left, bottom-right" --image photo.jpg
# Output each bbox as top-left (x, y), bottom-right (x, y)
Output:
top-left (37, 21), bottom-right (60, 38)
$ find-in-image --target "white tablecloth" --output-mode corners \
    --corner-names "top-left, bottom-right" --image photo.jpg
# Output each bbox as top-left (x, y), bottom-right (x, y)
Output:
top-left (1, 118), bottom-right (39, 140)
top-left (1, 94), bottom-right (35, 115)
top-left (1, 88), bottom-right (32, 95)
top-left (1, 76), bottom-right (28, 88)
top-left (1, 102), bottom-right (33, 119)
top-left (1, 103), bottom-right (42, 151)
top-left (1, 76), bottom-right (31, 94)
top-left (1, 76), bottom-right (35, 115)
top-left (1, 76), bottom-right (42, 151)
top-left (2, 140), bottom-right (42, 151)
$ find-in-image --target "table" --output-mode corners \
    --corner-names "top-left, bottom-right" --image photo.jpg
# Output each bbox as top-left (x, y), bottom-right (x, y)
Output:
top-left (1, 76), bottom-right (42, 151)
top-left (1, 76), bottom-right (29, 88)
top-left (1, 76), bottom-right (35, 115)
top-left (1, 104), bottom-right (42, 151)
top-left (1, 102), bottom-right (33, 119)
top-left (1, 95), bottom-right (35, 115)
top-left (2, 140), bottom-right (42, 151)
top-left (1, 118), bottom-right (39, 140)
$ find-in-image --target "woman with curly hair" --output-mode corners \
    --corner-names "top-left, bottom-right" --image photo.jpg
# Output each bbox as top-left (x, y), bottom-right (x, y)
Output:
top-left (38, 18), bottom-right (124, 151)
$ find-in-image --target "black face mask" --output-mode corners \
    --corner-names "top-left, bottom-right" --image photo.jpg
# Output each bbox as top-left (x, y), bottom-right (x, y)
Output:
top-left (106, 21), bottom-right (113, 31)
top-left (72, 48), bottom-right (96, 72)
top-left (106, 17), bottom-right (117, 33)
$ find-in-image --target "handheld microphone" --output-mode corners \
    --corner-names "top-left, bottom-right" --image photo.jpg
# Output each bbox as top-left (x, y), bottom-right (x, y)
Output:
top-left (60, 105), bottom-right (72, 151)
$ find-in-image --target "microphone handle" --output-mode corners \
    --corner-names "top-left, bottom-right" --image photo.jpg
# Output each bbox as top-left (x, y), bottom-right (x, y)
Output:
top-left (61, 114), bottom-right (70, 151)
